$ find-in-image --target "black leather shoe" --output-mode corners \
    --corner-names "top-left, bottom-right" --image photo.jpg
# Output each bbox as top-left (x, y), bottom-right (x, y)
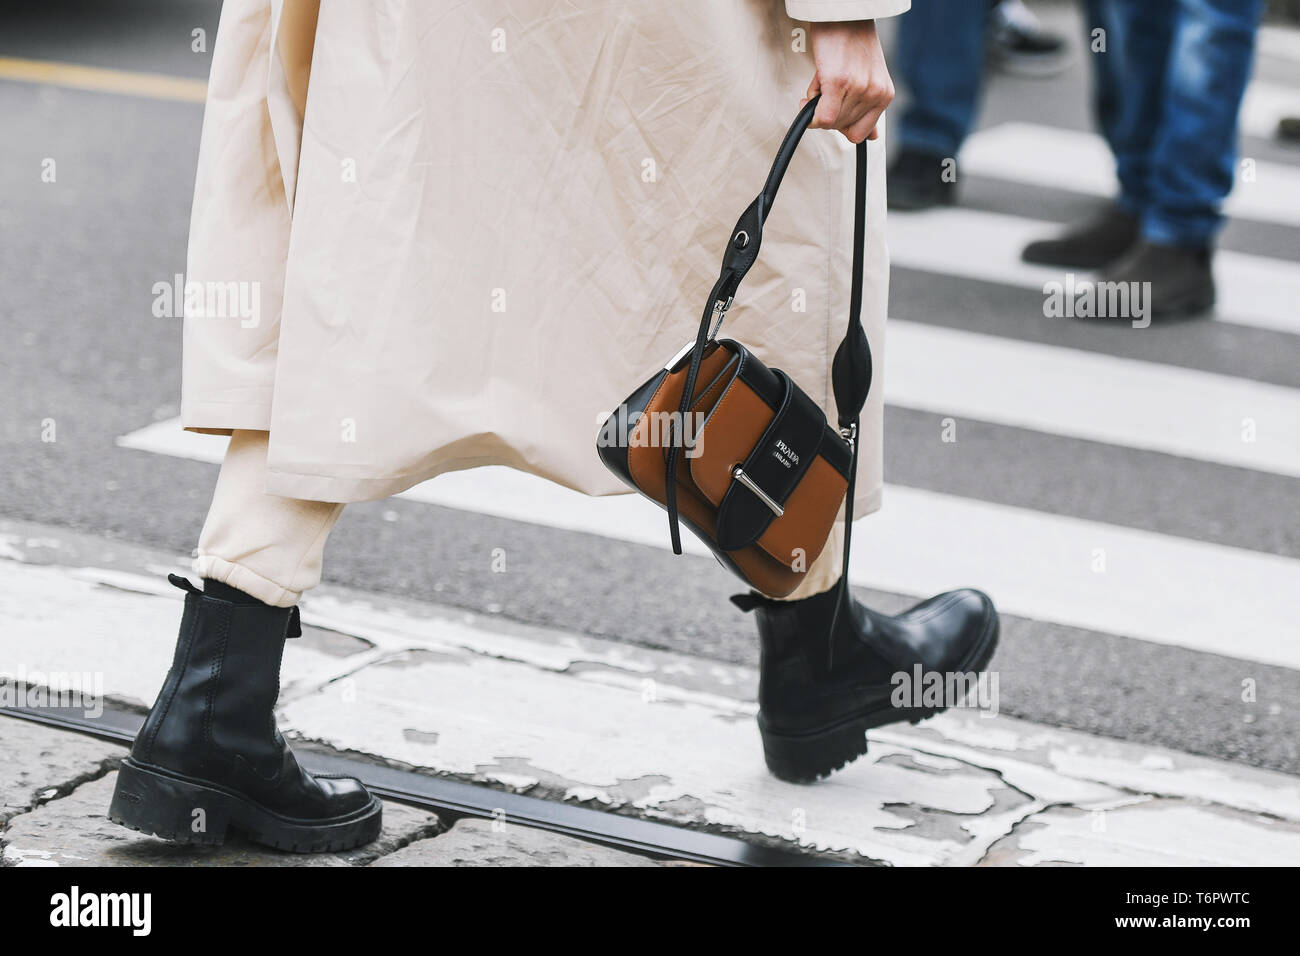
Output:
top-left (1100, 239), bottom-right (1215, 319)
top-left (887, 149), bottom-right (957, 211)
top-left (1022, 204), bottom-right (1139, 268)
top-left (734, 585), bottom-right (999, 783)
top-left (109, 575), bottom-right (382, 852)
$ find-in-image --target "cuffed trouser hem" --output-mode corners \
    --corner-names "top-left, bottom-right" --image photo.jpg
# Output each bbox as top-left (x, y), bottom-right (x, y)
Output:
top-left (1116, 194), bottom-right (1222, 248)
top-left (194, 430), bottom-right (344, 610)
top-left (193, 554), bottom-right (303, 608)
top-left (1139, 217), bottom-right (1220, 248)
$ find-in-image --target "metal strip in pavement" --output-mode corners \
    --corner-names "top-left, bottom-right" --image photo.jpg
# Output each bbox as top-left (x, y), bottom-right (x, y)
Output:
top-left (961, 121), bottom-right (1300, 230)
top-left (117, 422), bottom-right (1300, 669)
top-left (0, 705), bottom-right (830, 867)
top-left (0, 56), bottom-right (207, 103)
top-left (888, 205), bottom-right (1300, 336)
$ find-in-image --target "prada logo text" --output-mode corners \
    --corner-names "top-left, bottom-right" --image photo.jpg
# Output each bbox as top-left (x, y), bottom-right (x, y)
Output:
top-left (773, 439), bottom-right (799, 468)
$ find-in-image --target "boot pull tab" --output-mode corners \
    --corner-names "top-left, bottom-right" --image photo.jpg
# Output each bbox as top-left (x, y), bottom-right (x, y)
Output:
top-left (168, 573), bottom-right (202, 595)
top-left (287, 606), bottom-right (302, 638)
top-left (730, 591), bottom-right (767, 613)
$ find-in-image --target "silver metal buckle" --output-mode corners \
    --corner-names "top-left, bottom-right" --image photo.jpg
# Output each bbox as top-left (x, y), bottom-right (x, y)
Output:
top-left (731, 466), bottom-right (784, 517)
top-left (839, 423), bottom-right (857, 446)
top-left (663, 297), bottom-right (734, 371)
top-left (708, 296), bottom-right (734, 340)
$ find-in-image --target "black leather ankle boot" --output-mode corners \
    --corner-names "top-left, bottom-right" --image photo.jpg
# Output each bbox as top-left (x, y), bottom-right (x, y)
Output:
top-left (887, 149), bottom-right (958, 210)
top-left (109, 575), bottom-right (381, 852)
top-left (1100, 240), bottom-right (1216, 318)
top-left (734, 584), bottom-right (999, 783)
top-left (1021, 204), bottom-right (1139, 269)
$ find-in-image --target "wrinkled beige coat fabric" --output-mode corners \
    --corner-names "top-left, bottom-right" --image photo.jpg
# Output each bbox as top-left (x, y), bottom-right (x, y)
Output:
top-left (182, 0), bottom-right (906, 515)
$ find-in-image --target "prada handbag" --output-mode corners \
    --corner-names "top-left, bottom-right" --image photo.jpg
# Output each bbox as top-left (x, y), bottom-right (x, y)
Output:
top-left (596, 95), bottom-right (873, 600)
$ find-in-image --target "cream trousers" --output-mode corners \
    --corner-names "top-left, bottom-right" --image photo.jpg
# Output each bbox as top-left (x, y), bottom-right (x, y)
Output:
top-left (196, 430), bottom-right (844, 607)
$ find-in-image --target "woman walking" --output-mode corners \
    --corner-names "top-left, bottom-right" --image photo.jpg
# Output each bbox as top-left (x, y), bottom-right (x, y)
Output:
top-left (110, 0), bottom-right (998, 852)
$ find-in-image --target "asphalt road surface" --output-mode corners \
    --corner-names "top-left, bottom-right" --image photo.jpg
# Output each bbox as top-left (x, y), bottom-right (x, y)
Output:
top-left (3, 2), bottom-right (1299, 774)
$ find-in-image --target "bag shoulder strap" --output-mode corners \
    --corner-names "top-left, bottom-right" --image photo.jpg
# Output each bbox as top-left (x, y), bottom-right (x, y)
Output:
top-left (664, 96), bottom-right (873, 586)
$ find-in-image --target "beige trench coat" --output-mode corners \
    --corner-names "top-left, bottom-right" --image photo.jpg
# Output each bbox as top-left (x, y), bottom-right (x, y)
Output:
top-left (182, 0), bottom-right (906, 517)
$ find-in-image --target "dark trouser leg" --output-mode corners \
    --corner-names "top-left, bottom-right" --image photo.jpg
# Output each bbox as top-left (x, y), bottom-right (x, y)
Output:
top-left (1143, 0), bottom-right (1264, 246)
top-left (1086, 0), bottom-right (1179, 220)
top-left (895, 0), bottom-right (989, 158)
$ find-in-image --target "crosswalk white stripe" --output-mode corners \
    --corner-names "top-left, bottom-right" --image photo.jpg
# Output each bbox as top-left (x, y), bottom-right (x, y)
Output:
top-left (128, 312), bottom-right (1300, 491)
top-left (1240, 79), bottom-right (1300, 141)
top-left (888, 319), bottom-right (1300, 478)
top-left (887, 206), bottom-right (1300, 336)
top-left (961, 122), bottom-right (1300, 230)
top-left (117, 421), bottom-right (1300, 669)
top-left (1260, 25), bottom-right (1300, 66)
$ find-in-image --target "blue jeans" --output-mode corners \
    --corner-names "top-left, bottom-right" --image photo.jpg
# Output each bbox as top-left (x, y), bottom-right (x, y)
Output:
top-left (894, 0), bottom-right (988, 160)
top-left (1085, 0), bottom-right (1263, 245)
top-left (894, 0), bottom-right (1263, 245)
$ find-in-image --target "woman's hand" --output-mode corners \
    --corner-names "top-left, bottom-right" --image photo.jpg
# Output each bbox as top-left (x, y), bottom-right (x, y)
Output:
top-left (803, 20), bottom-right (895, 143)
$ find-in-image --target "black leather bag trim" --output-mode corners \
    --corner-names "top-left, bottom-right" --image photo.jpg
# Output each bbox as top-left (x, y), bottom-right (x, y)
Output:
top-left (722, 340), bottom-right (853, 480)
top-left (715, 370), bottom-right (827, 551)
top-left (672, 351), bottom-right (742, 456)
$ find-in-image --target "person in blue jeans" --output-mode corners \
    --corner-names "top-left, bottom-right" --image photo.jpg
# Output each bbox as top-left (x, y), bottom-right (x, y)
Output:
top-left (890, 0), bottom-right (1070, 208)
top-left (891, 0), bottom-right (1264, 319)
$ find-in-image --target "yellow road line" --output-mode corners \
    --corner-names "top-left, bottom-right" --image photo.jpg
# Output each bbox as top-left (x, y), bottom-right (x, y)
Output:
top-left (0, 55), bottom-right (206, 103)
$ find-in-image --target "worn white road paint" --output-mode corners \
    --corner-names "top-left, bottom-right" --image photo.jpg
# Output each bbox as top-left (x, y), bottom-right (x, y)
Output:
top-left (963, 122), bottom-right (1300, 230)
top-left (889, 319), bottom-right (1300, 479)
top-left (986, 802), bottom-right (1300, 867)
top-left (888, 206), bottom-right (1300, 336)
top-left (0, 557), bottom-right (367, 709)
top-left (880, 715), bottom-right (1300, 823)
top-left (4, 542), bottom-right (1300, 866)
top-left (1047, 748), bottom-right (1300, 820)
top-left (282, 649), bottom-right (1010, 865)
top-left (116, 424), bottom-right (1300, 668)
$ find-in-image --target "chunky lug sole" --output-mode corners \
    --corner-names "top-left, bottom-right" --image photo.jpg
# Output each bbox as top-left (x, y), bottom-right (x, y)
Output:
top-left (108, 758), bottom-right (382, 853)
top-left (758, 607), bottom-right (1001, 784)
